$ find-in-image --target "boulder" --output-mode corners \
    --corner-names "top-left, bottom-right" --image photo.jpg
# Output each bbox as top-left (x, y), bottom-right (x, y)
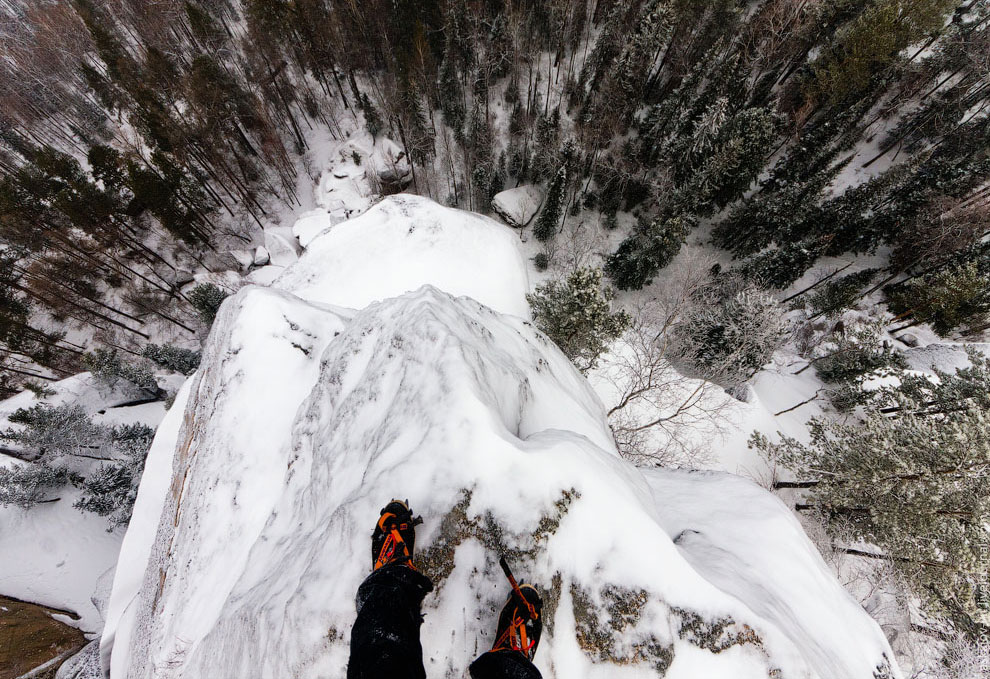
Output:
top-left (229, 249), bottom-right (254, 272)
top-left (292, 209), bottom-right (333, 249)
top-left (264, 232), bottom-right (299, 267)
top-left (491, 185), bottom-right (544, 228)
top-left (253, 246), bottom-right (271, 267)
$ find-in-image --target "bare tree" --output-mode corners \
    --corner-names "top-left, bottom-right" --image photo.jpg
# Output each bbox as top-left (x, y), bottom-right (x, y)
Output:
top-left (601, 249), bottom-right (734, 467)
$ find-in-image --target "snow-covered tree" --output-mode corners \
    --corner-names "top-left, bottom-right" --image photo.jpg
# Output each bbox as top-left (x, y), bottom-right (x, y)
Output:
top-left (188, 283), bottom-right (229, 326)
top-left (753, 353), bottom-right (990, 634)
top-left (0, 463), bottom-right (71, 508)
top-left (142, 343), bottom-right (201, 375)
top-left (527, 267), bottom-right (630, 373)
top-left (85, 347), bottom-right (160, 397)
top-left (740, 241), bottom-right (818, 290)
top-left (1, 403), bottom-right (155, 527)
top-left (75, 422), bottom-right (154, 528)
top-left (4, 403), bottom-right (111, 459)
top-left (533, 167), bottom-right (568, 243)
top-left (672, 277), bottom-right (787, 389)
top-left (887, 261), bottom-right (990, 336)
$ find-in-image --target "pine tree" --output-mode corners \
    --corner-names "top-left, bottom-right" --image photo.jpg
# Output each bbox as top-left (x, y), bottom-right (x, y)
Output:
top-left (527, 267), bottom-right (630, 372)
top-left (887, 260), bottom-right (990, 336)
top-left (85, 347), bottom-right (161, 397)
top-left (142, 344), bottom-right (201, 374)
top-left (438, 54), bottom-right (466, 135)
top-left (672, 277), bottom-right (787, 388)
top-left (360, 93), bottom-right (383, 140)
top-left (533, 167), bottom-right (567, 242)
top-left (605, 213), bottom-right (691, 290)
top-left (753, 352), bottom-right (990, 632)
top-left (740, 241), bottom-right (819, 290)
top-left (188, 283), bottom-right (228, 326)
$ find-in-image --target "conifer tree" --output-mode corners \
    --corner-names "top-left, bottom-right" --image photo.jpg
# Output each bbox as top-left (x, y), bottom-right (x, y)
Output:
top-left (753, 353), bottom-right (990, 633)
top-left (606, 213), bottom-right (691, 290)
top-left (527, 267), bottom-right (630, 372)
top-left (533, 167), bottom-right (567, 242)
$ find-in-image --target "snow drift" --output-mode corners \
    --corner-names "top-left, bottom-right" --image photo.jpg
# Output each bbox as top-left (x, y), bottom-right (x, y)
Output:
top-left (103, 195), bottom-right (898, 679)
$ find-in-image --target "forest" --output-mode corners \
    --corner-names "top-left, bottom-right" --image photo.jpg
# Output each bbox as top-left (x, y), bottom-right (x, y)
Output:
top-left (1, 0), bottom-right (989, 675)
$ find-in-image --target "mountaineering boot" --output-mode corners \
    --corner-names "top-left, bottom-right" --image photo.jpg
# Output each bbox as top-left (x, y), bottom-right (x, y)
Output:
top-left (371, 499), bottom-right (423, 570)
top-left (490, 583), bottom-right (543, 661)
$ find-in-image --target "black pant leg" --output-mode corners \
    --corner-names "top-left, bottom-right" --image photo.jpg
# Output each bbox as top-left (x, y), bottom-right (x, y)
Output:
top-left (346, 564), bottom-right (434, 679)
top-left (468, 649), bottom-right (543, 679)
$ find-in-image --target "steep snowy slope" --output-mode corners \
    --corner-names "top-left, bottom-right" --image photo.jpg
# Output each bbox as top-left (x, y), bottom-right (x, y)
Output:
top-left (103, 196), bottom-right (898, 679)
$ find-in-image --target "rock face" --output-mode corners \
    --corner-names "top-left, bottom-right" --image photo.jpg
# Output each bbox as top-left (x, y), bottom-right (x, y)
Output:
top-left (491, 185), bottom-right (544, 228)
top-left (103, 196), bottom-right (899, 679)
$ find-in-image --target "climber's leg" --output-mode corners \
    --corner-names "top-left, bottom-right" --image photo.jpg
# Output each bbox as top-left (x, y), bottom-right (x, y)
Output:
top-left (468, 583), bottom-right (543, 679)
top-left (347, 500), bottom-right (432, 679)
top-left (347, 563), bottom-right (434, 679)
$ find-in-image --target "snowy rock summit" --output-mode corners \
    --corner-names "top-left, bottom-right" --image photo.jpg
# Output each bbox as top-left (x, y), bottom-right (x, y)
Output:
top-left (102, 195), bottom-right (899, 679)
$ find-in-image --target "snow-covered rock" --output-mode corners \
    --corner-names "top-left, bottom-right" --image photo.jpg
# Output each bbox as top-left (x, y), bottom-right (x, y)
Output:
top-left (491, 185), bottom-right (544, 228)
top-left (253, 246), bottom-right (270, 267)
top-left (896, 333), bottom-right (919, 347)
top-left (369, 138), bottom-right (411, 188)
top-left (245, 265), bottom-right (285, 286)
top-left (263, 232), bottom-right (299, 267)
top-left (277, 194), bottom-right (531, 318)
top-left (229, 249), bottom-right (254, 272)
top-left (104, 196), bottom-right (898, 679)
top-left (291, 209), bottom-right (333, 249)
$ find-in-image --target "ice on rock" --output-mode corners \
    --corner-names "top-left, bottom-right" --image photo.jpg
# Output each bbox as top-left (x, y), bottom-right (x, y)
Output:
top-left (103, 196), bottom-right (899, 679)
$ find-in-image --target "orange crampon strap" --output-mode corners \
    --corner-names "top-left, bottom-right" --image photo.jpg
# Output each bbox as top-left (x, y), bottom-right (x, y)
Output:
top-left (373, 513), bottom-right (415, 570)
top-left (491, 613), bottom-right (537, 655)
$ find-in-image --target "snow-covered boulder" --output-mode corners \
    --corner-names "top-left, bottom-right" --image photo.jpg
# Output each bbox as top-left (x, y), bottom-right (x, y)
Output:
top-left (492, 185), bottom-right (544, 228)
top-left (253, 246), bottom-right (270, 267)
top-left (291, 209), bottom-right (333, 249)
top-left (228, 249), bottom-right (254, 272)
top-left (369, 138), bottom-right (412, 189)
top-left (263, 231), bottom-right (299, 267)
top-left (104, 197), bottom-right (898, 679)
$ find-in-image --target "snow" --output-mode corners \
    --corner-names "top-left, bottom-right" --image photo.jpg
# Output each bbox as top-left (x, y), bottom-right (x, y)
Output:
top-left (492, 185), bottom-right (544, 228)
top-left (104, 196), bottom-right (897, 679)
top-left (0, 375), bottom-right (169, 635)
top-left (291, 208), bottom-right (335, 249)
top-left (277, 194), bottom-right (532, 318)
top-left (646, 469), bottom-right (896, 679)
